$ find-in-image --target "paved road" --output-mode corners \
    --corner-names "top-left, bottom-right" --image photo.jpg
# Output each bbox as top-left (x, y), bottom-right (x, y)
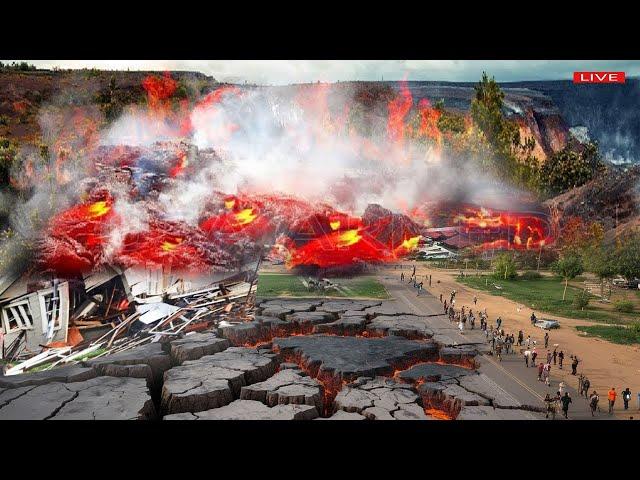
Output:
top-left (380, 272), bottom-right (612, 420)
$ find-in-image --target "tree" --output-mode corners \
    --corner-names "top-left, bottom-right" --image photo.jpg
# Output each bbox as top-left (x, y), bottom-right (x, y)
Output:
top-left (585, 243), bottom-right (617, 300)
top-left (559, 217), bottom-right (604, 253)
top-left (470, 72), bottom-right (539, 189)
top-left (540, 142), bottom-right (604, 194)
top-left (573, 289), bottom-right (590, 310)
top-left (492, 253), bottom-right (517, 280)
top-left (615, 231), bottom-right (640, 281)
top-left (471, 72), bottom-right (505, 151)
top-left (552, 252), bottom-right (584, 301)
top-left (437, 111), bottom-right (466, 133)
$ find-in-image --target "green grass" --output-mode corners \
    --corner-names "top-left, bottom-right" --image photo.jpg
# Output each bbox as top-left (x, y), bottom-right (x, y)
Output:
top-left (257, 273), bottom-right (389, 299)
top-left (457, 275), bottom-right (640, 324)
top-left (576, 325), bottom-right (640, 345)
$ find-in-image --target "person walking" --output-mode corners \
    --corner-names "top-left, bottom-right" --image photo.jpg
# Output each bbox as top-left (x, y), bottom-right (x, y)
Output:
top-left (552, 348), bottom-right (557, 365)
top-left (496, 316), bottom-right (502, 330)
top-left (517, 330), bottom-right (523, 346)
top-left (495, 342), bottom-right (502, 362)
top-left (589, 391), bottom-right (599, 417)
top-left (526, 335), bottom-right (531, 349)
top-left (608, 387), bottom-right (617, 414)
top-left (558, 350), bottom-right (564, 369)
top-left (401, 272), bottom-right (405, 282)
top-left (559, 381), bottom-right (566, 396)
top-left (544, 393), bottom-right (556, 419)
top-left (537, 362), bottom-right (544, 381)
top-left (544, 332), bottom-right (549, 349)
top-left (582, 377), bottom-right (591, 399)
top-left (531, 348), bottom-right (538, 366)
top-left (524, 348), bottom-right (531, 367)
top-left (622, 388), bottom-right (632, 410)
top-left (578, 373), bottom-right (584, 395)
top-left (530, 312), bottom-right (537, 325)
top-left (560, 392), bottom-right (572, 419)
top-left (439, 293), bottom-right (443, 303)
top-left (543, 363), bottom-right (551, 386)
top-left (546, 350), bottom-right (552, 364)
top-left (571, 356), bottom-right (579, 375)
top-left (473, 295), bottom-right (477, 305)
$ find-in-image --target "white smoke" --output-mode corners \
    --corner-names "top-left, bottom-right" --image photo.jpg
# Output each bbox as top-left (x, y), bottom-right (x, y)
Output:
top-left (104, 84), bottom-right (507, 222)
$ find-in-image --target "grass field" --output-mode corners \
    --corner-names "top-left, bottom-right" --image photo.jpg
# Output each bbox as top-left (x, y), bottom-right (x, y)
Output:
top-left (576, 325), bottom-right (640, 345)
top-left (257, 273), bottom-right (389, 299)
top-left (458, 275), bottom-right (640, 324)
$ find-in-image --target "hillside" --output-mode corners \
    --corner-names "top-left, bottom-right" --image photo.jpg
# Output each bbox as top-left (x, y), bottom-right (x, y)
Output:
top-left (0, 69), bottom-right (219, 143)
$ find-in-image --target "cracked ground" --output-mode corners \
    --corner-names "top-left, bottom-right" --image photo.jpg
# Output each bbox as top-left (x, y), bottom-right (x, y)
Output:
top-left (0, 296), bottom-right (544, 420)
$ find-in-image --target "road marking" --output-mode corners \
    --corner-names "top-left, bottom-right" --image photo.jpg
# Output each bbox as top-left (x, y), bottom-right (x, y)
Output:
top-left (393, 278), bottom-right (544, 403)
top-left (480, 354), bottom-right (544, 402)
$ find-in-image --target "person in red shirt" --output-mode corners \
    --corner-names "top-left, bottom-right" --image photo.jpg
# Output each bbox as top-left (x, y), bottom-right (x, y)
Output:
top-left (608, 387), bottom-right (617, 414)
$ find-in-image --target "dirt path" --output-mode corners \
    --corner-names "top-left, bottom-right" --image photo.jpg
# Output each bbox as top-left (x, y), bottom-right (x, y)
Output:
top-left (385, 264), bottom-right (640, 419)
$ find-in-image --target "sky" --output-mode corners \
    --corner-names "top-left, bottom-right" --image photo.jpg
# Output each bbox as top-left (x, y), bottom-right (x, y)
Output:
top-left (5, 60), bottom-right (640, 85)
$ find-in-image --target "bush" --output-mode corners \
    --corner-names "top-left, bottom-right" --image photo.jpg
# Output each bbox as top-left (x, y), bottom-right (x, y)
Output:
top-left (492, 253), bottom-right (518, 280)
top-left (614, 300), bottom-right (634, 313)
top-left (520, 270), bottom-right (542, 280)
top-left (573, 289), bottom-right (590, 309)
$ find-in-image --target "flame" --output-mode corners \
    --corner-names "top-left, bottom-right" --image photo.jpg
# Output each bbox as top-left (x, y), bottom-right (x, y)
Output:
top-left (142, 73), bottom-right (177, 110)
top-left (169, 152), bottom-right (188, 177)
top-left (397, 235), bottom-right (420, 251)
top-left (445, 204), bottom-right (553, 251)
top-left (387, 80), bottom-right (413, 145)
top-left (87, 201), bottom-right (110, 218)
top-left (234, 208), bottom-right (257, 226)
top-left (330, 220), bottom-right (341, 231)
top-left (424, 408), bottom-right (453, 420)
top-left (225, 198), bottom-right (236, 209)
top-left (161, 237), bottom-right (183, 251)
top-left (337, 229), bottom-right (362, 247)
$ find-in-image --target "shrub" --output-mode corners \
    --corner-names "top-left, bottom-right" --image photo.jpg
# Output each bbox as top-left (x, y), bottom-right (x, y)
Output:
top-left (614, 300), bottom-right (634, 313)
top-left (573, 289), bottom-right (590, 309)
top-left (492, 253), bottom-right (518, 280)
top-left (520, 270), bottom-right (542, 280)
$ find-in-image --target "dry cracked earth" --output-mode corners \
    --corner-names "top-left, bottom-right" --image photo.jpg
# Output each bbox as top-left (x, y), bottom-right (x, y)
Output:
top-left (0, 297), bottom-right (544, 420)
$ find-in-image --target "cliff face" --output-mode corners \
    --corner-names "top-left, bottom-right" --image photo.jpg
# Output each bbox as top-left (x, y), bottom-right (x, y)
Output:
top-left (543, 164), bottom-right (640, 237)
top-left (393, 83), bottom-right (570, 162)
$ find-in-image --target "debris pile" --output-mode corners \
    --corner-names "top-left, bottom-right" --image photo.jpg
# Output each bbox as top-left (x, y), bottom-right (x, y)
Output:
top-left (0, 266), bottom-right (257, 376)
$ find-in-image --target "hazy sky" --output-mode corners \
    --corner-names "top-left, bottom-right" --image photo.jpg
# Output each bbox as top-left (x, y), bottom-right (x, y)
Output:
top-left (7, 60), bottom-right (640, 85)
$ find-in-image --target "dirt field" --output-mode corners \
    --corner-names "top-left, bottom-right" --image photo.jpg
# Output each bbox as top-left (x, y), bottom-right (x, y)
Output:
top-left (385, 264), bottom-right (640, 418)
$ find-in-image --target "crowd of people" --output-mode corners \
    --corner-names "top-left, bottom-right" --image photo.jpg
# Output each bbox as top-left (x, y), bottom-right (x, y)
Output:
top-left (396, 265), bottom-right (637, 420)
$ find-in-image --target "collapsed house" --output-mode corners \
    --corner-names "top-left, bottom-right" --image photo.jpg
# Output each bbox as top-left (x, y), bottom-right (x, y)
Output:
top-left (0, 262), bottom-right (258, 375)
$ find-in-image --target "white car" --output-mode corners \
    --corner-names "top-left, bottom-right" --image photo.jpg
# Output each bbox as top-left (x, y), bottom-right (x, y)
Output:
top-left (535, 319), bottom-right (560, 330)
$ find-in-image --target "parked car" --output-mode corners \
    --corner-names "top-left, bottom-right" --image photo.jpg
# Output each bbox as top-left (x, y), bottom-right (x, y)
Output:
top-left (535, 319), bottom-right (560, 330)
